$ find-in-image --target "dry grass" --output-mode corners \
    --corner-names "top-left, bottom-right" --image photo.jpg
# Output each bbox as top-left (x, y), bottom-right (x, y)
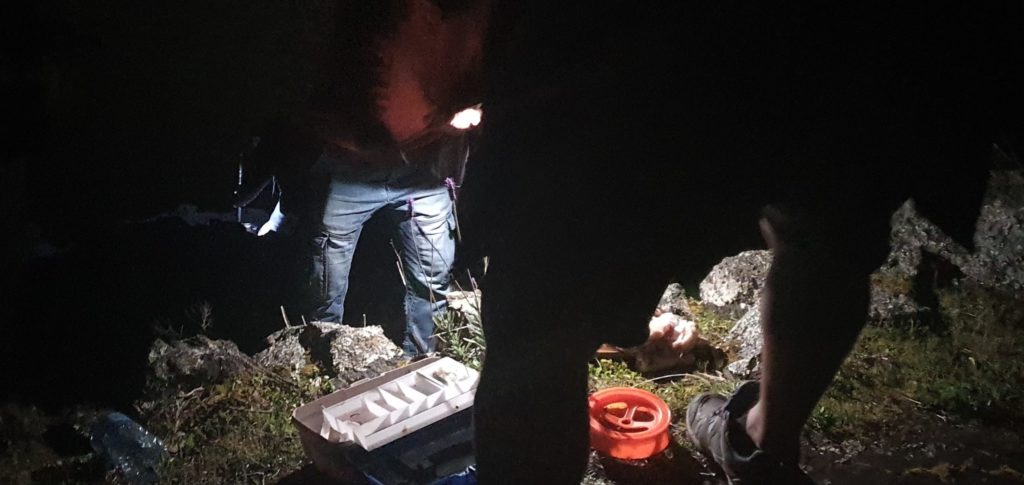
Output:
top-left (142, 368), bottom-right (332, 483)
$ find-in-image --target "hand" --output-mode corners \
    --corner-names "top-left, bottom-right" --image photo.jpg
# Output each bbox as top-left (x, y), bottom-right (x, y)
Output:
top-left (257, 202), bottom-right (286, 236)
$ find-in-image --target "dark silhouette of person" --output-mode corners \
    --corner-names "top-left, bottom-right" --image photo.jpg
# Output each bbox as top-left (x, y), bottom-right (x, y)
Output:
top-left (460, 2), bottom-right (1021, 483)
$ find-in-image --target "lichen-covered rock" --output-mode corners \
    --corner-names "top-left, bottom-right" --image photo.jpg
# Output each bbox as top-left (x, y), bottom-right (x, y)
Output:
top-left (254, 327), bottom-right (307, 375)
top-left (656, 283), bottom-right (693, 318)
top-left (252, 322), bottom-right (405, 385)
top-left (884, 170), bottom-right (1024, 296)
top-left (299, 322), bottom-right (405, 386)
top-left (725, 306), bottom-right (762, 379)
top-left (968, 173), bottom-right (1024, 293)
top-left (868, 284), bottom-right (936, 327)
top-left (699, 250), bottom-right (772, 318)
top-left (725, 283), bottom-right (937, 377)
top-left (883, 200), bottom-right (971, 286)
top-left (148, 336), bottom-right (251, 388)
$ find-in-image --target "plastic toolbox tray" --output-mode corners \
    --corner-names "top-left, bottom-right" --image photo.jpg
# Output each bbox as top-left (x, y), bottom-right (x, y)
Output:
top-left (293, 357), bottom-right (479, 481)
top-left (349, 407), bottom-right (475, 485)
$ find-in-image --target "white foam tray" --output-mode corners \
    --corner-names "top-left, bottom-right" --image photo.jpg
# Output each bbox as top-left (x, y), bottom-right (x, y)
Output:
top-left (315, 357), bottom-right (479, 451)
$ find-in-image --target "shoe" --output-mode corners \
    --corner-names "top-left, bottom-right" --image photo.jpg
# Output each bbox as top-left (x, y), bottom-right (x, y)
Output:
top-left (686, 381), bottom-right (815, 484)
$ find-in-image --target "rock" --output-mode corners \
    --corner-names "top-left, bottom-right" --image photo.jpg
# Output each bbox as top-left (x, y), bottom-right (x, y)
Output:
top-left (147, 336), bottom-right (251, 388)
top-left (884, 170), bottom-right (1024, 296)
top-left (725, 306), bottom-right (762, 379)
top-left (252, 322), bottom-right (406, 385)
top-left (883, 200), bottom-right (972, 288)
top-left (868, 285), bottom-right (936, 327)
top-left (968, 171), bottom-right (1024, 293)
top-left (656, 283), bottom-right (693, 318)
top-left (254, 327), bottom-right (307, 375)
top-left (707, 171), bottom-right (1024, 373)
top-left (299, 322), bottom-right (405, 386)
top-left (699, 250), bottom-right (772, 318)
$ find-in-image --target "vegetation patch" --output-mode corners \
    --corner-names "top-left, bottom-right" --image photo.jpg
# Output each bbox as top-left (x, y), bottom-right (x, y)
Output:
top-left (135, 283), bottom-right (1024, 482)
top-left (142, 368), bottom-right (333, 483)
top-left (811, 283), bottom-right (1024, 440)
top-left (687, 299), bottom-right (736, 345)
top-left (5, 281), bottom-right (1021, 483)
top-left (433, 308), bottom-right (485, 371)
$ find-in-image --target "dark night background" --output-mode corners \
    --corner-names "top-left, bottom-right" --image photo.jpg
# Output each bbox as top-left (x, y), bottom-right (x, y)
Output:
top-left (4, 2), bottom-right (1024, 484)
top-left (1, 1), bottom-right (410, 408)
top-left (5, 0), bottom-right (318, 225)
top-left (2, 0), bottom-right (1018, 406)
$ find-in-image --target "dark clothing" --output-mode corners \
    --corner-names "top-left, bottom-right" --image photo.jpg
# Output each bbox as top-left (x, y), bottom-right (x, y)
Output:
top-left (312, 0), bottom-right (488, 155)
top-left (466, 3), bottom-right (1021, 483)
top-left (462, 1), bottom-right (1020, 345)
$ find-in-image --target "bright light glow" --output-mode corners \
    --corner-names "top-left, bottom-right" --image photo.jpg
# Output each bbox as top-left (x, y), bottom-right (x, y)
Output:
top-left (449, 106), bottom-right (482, 129)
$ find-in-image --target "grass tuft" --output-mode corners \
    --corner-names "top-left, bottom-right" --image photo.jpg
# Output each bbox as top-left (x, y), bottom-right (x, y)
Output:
top-left (433, 300), bottom-right (486, 370)
top-left (143, 369), bottom-right (333, 483)
top-left (810, 283), bottom-right (1024, 439)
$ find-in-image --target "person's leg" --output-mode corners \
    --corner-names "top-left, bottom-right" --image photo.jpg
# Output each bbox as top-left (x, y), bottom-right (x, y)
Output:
top-left (473, 260), bottom-right (599, 485)
top-left (742, 206), bottom-right (888, 463)
top-left (310, 179), bottom-right (384, 322)
top-left (389, 186), bottom-right (455, 354)
top-left (687, 203), bottom-right (893, 482)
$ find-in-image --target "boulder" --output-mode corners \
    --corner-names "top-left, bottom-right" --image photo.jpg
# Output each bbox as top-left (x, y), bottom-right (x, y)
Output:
top-left (711, 171), bottom-right (1024, 375)
top-left (148, 336), bottom-right (251, 389)
top-left (883, 200), bottom-right (972, 288)
top-left (299, 322), bottom-right (405, 386)
top-left (656, 283), bottom-right (693, 318)
top-left (868, 285), bottom-right (936, 327)
top-left (968, 170), bottom-right (1024, 293)
top-left (725, 306), bottom-right (762, 379)
top-left (699, 250), bottom-right (772, 318)
top-left (883, 170), bottom-right (1024, 296)
top-left (254, 326), bottom-right (307, 375)
top-left (253, 322), bottom-right (405, 385)
top-left (724, 281), bottom-right (937, 378)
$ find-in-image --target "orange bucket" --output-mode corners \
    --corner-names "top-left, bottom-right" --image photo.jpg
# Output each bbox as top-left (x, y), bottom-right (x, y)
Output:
top-left (588, 387), bottom-right (671, 460)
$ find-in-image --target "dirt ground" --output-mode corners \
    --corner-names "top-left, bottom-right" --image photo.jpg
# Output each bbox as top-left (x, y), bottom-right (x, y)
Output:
top-left (802, 413), bottom-right (1023, 485)
top-left (580, 410), bottom-right (1023, 485)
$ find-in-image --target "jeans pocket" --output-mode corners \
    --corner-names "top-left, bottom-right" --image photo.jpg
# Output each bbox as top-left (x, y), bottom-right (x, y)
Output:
top-left (313, 232), bottom-right (331, 301)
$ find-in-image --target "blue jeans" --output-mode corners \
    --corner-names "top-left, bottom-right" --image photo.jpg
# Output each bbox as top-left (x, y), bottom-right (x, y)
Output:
top-left (310, 160), bottom-right (455, 355)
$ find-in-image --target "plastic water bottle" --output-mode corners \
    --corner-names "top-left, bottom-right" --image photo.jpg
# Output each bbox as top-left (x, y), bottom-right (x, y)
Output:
top-left (90, 412), bottom-right (167, 484)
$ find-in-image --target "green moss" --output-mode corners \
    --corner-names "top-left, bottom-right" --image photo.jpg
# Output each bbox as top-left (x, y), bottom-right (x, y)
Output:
top-left (687, 298), bottom-right (736, 345)
top-left (589, 360), bottom-right (655, 393)
top-left (870, 271), bottom-right (914, 297)
top-left (656, 376), bottom-right (736, 420)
